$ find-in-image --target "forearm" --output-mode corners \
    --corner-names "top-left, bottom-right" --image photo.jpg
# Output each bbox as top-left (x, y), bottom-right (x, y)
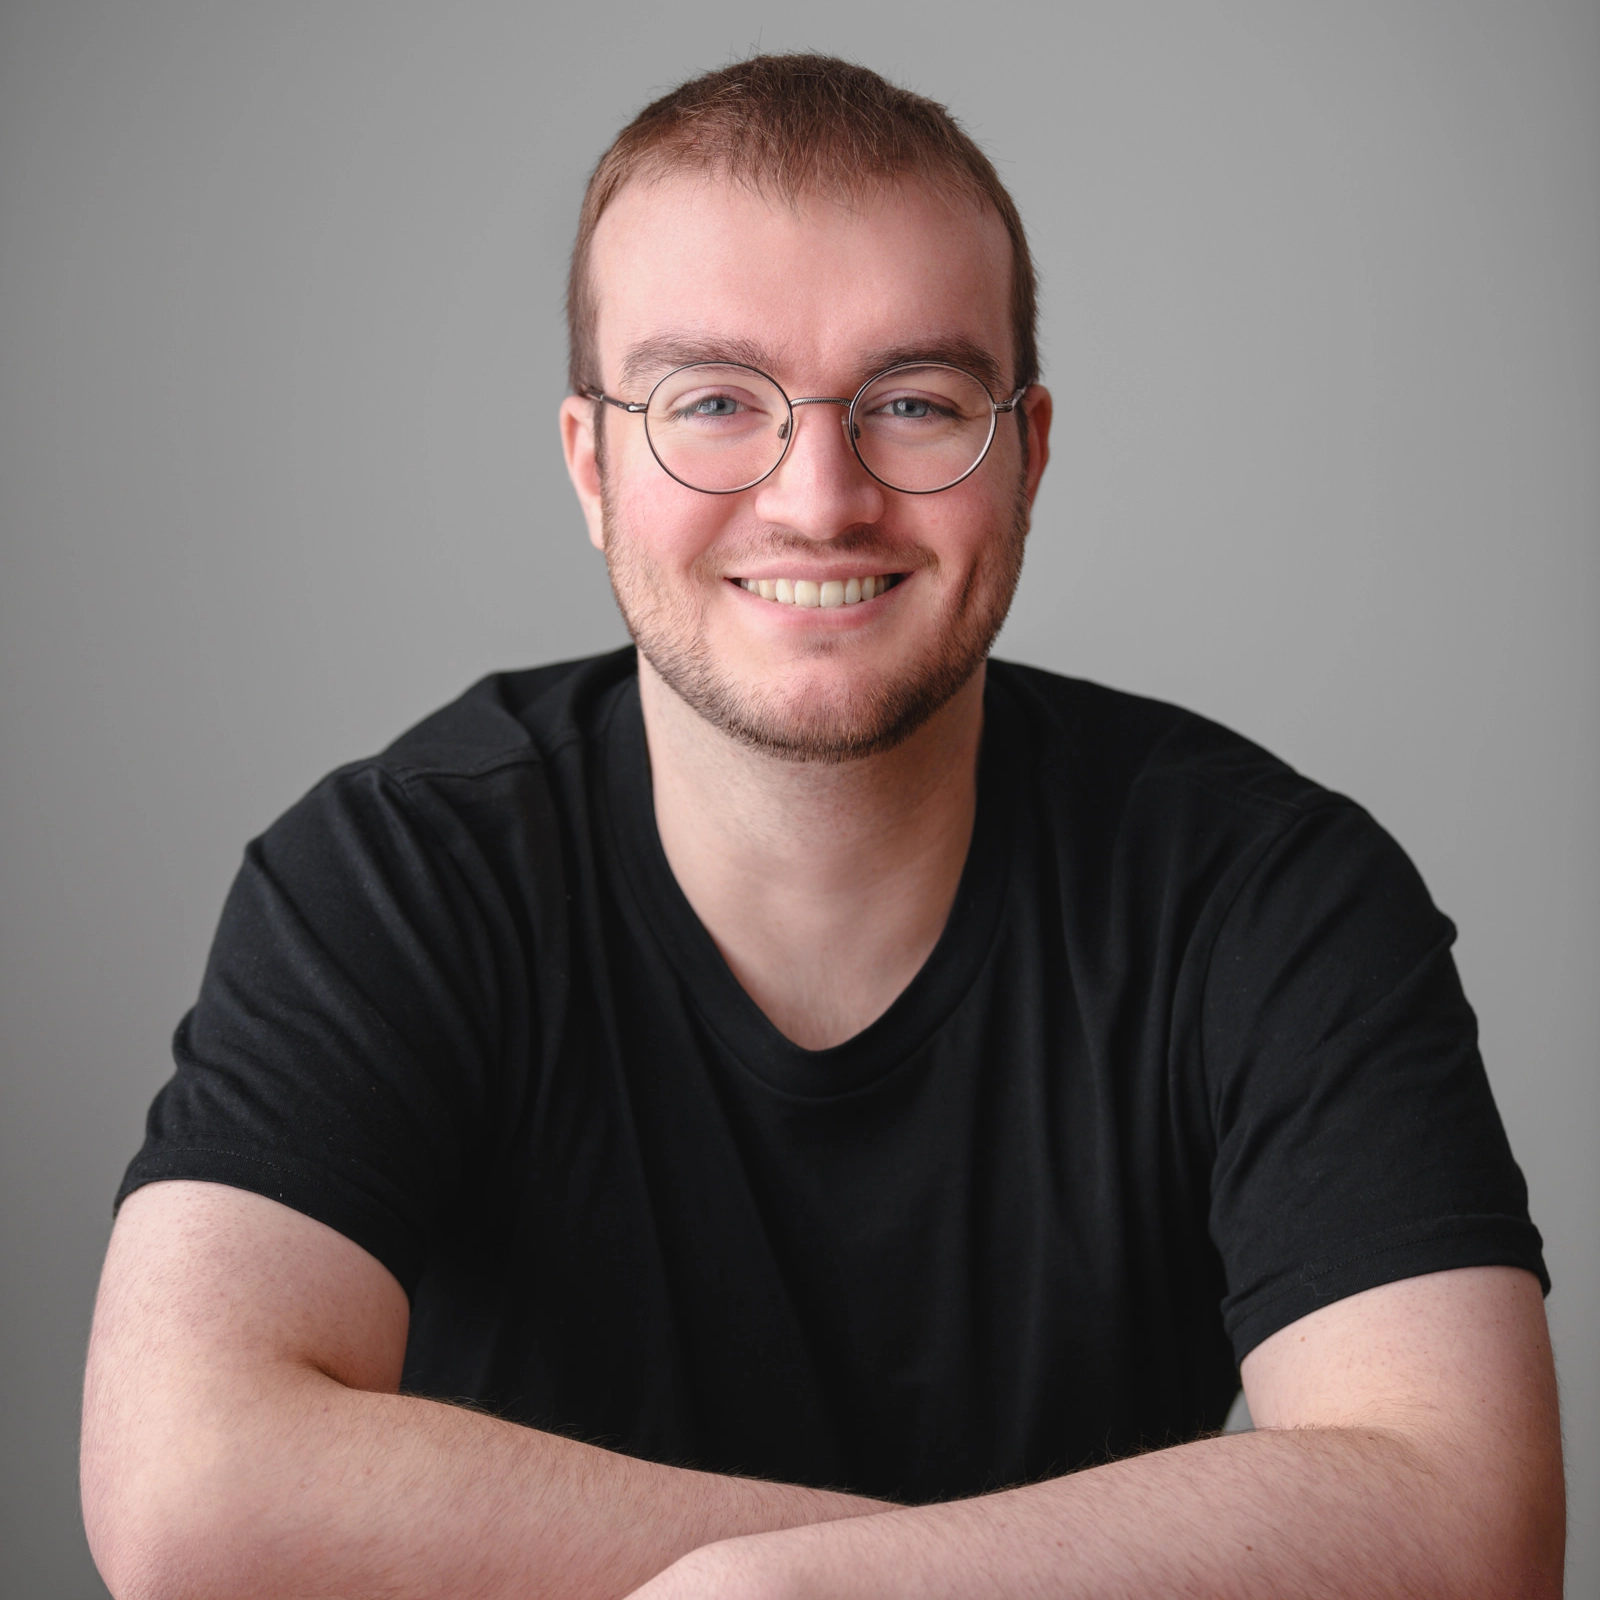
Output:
top-left (81, 1183), bottom-right (887, 1600)
top-left (643, 1424), bottom-right (1559, 1600)
top-left (86, 1362), bottom-right (885, 1600)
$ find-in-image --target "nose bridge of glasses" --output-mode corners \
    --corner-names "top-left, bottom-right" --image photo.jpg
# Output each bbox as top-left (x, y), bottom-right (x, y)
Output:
top-left (776, 394), bottom-right (857, 446)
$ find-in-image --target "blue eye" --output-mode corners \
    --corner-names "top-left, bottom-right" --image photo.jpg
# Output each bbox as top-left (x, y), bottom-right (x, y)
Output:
top-left (663, 391), bottom-right (751, 425)
top-left (889, 397), bottom-right (932, 418)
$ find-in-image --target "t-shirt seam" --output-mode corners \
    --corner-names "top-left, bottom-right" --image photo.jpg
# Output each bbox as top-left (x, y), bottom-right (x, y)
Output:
top-left (1188, 807), bottom-right (1315, 1116)
top-left (1191, 796), bottom-right (1401, 1123)
top-left (1134, 770), bottom-right (1350, 826)
top-left (386, 749), bottom-right (549, 787)
top-left (122, 1142), bottom-right (430, 1244)
top-left (125, 1141), bottom-right (377, 1192)
top-left (302, 749), bottom-right (549, 807)
top-left (365, 764), bottom-right (549, 1159)
top-left (1229, 1212), bottom-right (1539, 1320)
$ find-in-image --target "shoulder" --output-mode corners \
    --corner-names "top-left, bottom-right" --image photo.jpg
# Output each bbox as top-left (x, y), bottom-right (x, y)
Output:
top-left (372, 647), bottom-right (636, 784)
top-left (986, 658), bottom-right (1346, 837)
top-left (247, 648), bottom-right (636, 896)
top-left (985, 660), bottom-right (1435, 967)
top-left (278, 647), bottom-right (635, 819)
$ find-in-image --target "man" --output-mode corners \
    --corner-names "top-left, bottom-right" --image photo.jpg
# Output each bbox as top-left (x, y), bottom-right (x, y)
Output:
top-left (81, 55), bottom-right (1562, 1599)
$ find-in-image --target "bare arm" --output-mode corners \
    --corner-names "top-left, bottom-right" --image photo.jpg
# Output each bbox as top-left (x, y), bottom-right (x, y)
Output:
top-left (625, 1266), bottom-right (1565, 1600)
top-left (81, 1181), bottom-right (888, 1600)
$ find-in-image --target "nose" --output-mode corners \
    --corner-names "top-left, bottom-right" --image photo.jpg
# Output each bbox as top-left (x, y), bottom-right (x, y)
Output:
top-left (750, 399), bottom-right (886, 538)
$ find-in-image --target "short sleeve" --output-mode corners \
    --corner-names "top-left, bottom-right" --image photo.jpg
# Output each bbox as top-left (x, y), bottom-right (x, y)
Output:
top-left (117, 763), bottom-right (515, 1295)
top-left (1202, 801), bottom-right (1547, 1362)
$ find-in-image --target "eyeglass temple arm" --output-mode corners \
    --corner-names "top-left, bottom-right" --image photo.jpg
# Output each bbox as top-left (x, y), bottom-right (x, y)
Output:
top-left (994, 385), bottom-right (1030, 414)
top-left (581, 388), bottom-right (647, 414)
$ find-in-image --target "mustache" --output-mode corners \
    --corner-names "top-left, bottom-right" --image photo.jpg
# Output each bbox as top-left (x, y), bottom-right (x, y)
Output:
top-left (697, 524), bottom-right (935, 574)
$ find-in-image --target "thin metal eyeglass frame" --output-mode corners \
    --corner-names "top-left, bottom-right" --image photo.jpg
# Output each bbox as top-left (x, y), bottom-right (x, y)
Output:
top-left (581, 360), bottom-right (1029, 496)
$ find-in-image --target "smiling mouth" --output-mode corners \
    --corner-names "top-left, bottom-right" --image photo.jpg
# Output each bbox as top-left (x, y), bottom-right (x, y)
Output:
top-left (732, 574), bottom-right (905, 608)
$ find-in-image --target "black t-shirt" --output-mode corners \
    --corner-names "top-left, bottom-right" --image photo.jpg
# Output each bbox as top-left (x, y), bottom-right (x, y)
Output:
top-left (119, 651), bottom-right (1545, 1503)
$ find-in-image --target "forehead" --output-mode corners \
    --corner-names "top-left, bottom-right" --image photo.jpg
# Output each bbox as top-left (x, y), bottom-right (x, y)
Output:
top-left (587, 172), bottom-right (1015, 388)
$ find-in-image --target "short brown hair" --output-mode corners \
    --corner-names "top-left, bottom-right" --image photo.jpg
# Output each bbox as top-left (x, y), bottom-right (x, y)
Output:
top-left (566, 54), bottom-right (1039, 397)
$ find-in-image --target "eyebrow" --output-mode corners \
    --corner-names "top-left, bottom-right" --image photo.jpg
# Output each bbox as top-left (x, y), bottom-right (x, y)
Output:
top-left (617, 332), bottom-right (1010, 398)
top-left (619, 336), bottom-right (776, 391)
top-left (855, 338), bottom-right (1007, 395)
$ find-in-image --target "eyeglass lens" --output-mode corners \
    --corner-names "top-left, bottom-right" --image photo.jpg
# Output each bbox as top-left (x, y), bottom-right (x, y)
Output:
top-left (643, 364), bottom-right (1000, 494)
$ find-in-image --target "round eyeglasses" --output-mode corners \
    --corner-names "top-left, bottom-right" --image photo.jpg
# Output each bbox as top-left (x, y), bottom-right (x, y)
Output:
top-left (582, 361), bottom-right (1028, 496)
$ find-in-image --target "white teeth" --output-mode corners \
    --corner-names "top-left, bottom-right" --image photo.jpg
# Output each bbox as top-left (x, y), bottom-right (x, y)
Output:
top-left (738, 574), bottom-right (896, 605)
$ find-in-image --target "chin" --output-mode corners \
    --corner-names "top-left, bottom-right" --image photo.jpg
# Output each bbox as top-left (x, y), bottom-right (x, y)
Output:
top-left (642, 639), bottom-right (989, 765)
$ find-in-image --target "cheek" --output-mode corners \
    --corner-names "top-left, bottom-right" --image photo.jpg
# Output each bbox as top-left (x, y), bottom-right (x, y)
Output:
top-left (921, 482), bottom-right (1021, 569)
top-left (605, 462), bottom-right (731, 574)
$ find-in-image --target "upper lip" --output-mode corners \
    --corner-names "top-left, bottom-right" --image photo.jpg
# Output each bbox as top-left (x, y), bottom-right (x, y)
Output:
top-left (727, 565), bottom-right (906, 582)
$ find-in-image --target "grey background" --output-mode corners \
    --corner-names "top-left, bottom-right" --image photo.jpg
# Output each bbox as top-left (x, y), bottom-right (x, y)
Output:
top-left (1, 1), bottom-right (1594, 1594)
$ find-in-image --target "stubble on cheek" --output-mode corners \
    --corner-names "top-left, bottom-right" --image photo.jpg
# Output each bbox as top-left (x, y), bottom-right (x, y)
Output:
top-left (597, 474), bottom-right (1031, 764)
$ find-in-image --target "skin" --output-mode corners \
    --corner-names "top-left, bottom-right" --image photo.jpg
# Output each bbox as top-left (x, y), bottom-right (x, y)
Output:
top-left (81, 172), bottom-right (1565, 1599)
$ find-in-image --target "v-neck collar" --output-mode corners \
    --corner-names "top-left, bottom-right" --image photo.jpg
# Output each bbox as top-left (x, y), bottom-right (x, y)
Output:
top-left (597, 672), bottom-right (1017, 1100)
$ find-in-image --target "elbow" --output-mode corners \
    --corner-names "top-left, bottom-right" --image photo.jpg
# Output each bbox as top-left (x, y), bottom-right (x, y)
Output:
top-left (1493, 1482), bottom-right (1566, 1600)
top-left (82, 1425), bottom-right (280, 1600)
top-left (84, 1476), bottom-right (201, 1600)
top-left (87, 1518), bottom-right (204, 1600)
top-left (1458, 1518), bottom-right (1565, 1600)
top-left (1425, 1437), bottom-right (1566, 1600)
top-left (84, 1457), bottom-right (215, 1600)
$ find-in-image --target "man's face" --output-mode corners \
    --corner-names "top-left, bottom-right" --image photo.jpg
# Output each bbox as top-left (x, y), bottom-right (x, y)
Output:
top-left (561, 172), bottom-right (1051, 761)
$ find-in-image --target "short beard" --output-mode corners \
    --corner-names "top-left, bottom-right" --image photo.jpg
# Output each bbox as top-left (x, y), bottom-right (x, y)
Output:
top-left (600, 484), bottom-right (1030, 766)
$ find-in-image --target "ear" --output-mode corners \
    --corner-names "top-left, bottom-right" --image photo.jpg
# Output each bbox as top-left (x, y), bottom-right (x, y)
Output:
top-left (560, 395), bottom-right (607, 552)
top-left (1019, 384), bottom-right (1053, 510)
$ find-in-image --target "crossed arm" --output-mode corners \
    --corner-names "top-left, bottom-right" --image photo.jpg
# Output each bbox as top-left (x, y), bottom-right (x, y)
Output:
top-left (82, 1181), bottom-right (1564, 1600)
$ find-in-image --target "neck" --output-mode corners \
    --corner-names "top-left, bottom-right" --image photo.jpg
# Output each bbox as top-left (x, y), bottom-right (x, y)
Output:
top-left (639, 655), bottom-right (985, 1050)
